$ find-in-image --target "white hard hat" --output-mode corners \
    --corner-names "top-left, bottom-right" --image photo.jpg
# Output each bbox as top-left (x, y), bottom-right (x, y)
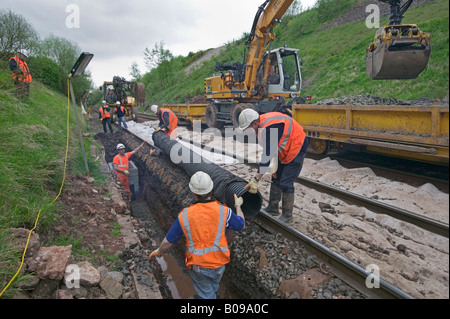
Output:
top-left (102, 100), bottom-right (106, 104)
top-left (151, 105), bottom-right (158, 114)
top-left (116, 143), bottom-right (125, 150)
top-left (189, 171), bottom-right (214, 195)
top-left (238, 109), bottom-right (259, 130)
top-left (116, 101), bottom-right (120, 105)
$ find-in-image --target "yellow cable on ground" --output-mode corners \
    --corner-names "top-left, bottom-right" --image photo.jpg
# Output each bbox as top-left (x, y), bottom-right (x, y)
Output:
top-left (0, 79), bottom-right (72, 298)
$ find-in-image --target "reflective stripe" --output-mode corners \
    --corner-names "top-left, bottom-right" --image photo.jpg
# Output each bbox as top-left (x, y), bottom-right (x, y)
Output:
top-left (114, 154), bottom-right (129, 174)
top-left (162, 110), bottom-right (175, 130)
top-left (182, 205), bottom-right (228, 255)
top-left (260, 116), bottom-right (293, 153)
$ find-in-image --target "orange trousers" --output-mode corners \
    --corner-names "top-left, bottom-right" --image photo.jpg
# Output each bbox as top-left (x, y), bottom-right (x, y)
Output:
top-left (116, 174), bottom-right (131, 199)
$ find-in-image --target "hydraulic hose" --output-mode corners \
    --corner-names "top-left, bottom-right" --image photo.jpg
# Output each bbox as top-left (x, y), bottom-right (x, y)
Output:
top-left (153, 131), bottom-right (262, 218)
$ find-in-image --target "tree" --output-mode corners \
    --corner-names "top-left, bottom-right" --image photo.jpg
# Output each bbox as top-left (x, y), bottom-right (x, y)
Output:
top-left (38, 34), bottom-right (80, 73)
top-left (129, 61), bottom-right (141, 81)
top-left (286, 0), bottom-right (303, 17)
top-left (143, 41), bottom-right (175, 89)
top-left (143, 41), bottom-right (173, 70)
top-left (0, 9), bottom-right (39, 61)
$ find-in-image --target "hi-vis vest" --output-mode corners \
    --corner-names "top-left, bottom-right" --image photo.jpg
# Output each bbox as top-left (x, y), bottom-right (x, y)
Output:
top-left (178, 201), bottom-right (230, 269)
top-left (99, 106), bottom-right (111, 119)
top-left (258, 112), bottom-right (306, 164)
top-left (9, 56), bottom-right (32, 83)
top-left (160, 108), bottom-right (178, 136)
top-left (113, 153), bottom-right (130, 175)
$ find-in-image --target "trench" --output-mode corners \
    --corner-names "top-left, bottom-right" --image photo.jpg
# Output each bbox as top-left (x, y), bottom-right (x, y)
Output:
top-left (97, 131), bottom-right (272, 299)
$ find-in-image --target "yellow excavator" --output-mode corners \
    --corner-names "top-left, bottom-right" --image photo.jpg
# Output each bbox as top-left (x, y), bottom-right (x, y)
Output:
top-left (366, 0), bottom-right (431, 80)
top-left (204, 0), bottom-right (305, 128)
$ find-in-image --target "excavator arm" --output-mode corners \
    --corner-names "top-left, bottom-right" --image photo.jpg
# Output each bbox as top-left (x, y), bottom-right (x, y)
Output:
top-left (244, 0), bottom-right (295, 92)
top-left (366, 0), bottom-right (431, 80)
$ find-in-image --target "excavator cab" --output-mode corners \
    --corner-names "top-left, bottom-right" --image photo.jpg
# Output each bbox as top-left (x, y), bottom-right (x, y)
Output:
top-left (366, 0), bottom-right (431, 80)
top-left (265, 47), bottom-right (302, 96)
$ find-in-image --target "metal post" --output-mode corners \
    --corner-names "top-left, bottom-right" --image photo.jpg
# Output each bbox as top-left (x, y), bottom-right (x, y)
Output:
top-left (69, 78), bottom-right (90, 177)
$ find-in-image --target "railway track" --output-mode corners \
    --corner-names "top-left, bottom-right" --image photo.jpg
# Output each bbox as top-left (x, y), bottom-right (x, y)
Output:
top-left (173, 134), bottom-right (449, 299)
top-left (118, 119), bottom-right (448, 299)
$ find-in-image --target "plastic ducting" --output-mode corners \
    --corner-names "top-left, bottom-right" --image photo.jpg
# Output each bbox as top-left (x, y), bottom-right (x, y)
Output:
top-left (153, 131), bottom-right (262, 218)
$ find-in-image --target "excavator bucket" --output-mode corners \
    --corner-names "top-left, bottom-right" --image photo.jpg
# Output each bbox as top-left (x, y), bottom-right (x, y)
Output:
top-left (366, 24), bottom-right (431, 80)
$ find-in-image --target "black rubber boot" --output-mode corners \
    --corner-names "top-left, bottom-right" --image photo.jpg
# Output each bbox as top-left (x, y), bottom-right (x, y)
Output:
top-left (261, 184), bottom-right (282, 216)
top-left (280, 192), bottom-right (295, 223)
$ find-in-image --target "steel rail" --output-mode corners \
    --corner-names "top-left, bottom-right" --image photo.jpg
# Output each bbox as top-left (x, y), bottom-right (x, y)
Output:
top-left (255, 211), bottom-right (414, 299)
top-left (179, 135), bottom-right (449, 238)
top-left (294, 176), bottom-right (449, 239)
top-left (127, 124), bottom-right (418, 299)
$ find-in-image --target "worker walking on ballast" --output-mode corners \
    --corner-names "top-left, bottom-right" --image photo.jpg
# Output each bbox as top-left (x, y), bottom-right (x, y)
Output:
top-left (238, 109), bottom-right (309, 223)
top-left (151, 104), bottom-right (178, 138)
top-left (149, 171), bottom-right (245, 299)
top-left (113, 142), bottom-right (146, 200)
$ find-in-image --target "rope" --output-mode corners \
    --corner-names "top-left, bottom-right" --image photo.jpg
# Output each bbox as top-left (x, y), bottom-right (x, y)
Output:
top-left (0, 78), bottom-right (72, 298)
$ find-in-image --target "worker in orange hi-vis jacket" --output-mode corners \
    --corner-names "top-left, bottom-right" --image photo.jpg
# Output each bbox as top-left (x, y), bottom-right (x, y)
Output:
top-left (113, 142), bottom-right (146, 200)
top-left (151, 104), bottom-right (178, 138)
top-left (9, 50), bottom-right (32, 98)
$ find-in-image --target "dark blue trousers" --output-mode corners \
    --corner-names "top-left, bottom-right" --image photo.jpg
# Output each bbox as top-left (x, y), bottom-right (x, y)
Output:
top-left (272, 137), bottom-right (309, 193)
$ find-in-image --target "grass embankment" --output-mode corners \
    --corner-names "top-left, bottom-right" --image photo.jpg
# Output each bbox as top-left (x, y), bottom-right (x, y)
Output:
top-left (0, 69), bottom-right (101, 297)
top-left (143, 0), bottom-right (449, 105)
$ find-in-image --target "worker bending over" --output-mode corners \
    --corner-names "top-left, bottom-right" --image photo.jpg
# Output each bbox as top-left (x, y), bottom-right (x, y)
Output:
top-left (113, 142), bottom-right (146, 200)
top-left (151, 104), bottom-right (178, 138)
top-left (238, 109), bottom-right (309, 223)
top-left (149, 171), bottom-right (245, 299)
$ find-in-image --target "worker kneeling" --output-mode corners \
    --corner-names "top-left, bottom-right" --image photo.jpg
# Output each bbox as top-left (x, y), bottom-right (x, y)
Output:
top-left (239, 109), bottom-right (309, 223)
top-left (149, 171), bottom-right (245, 299)
top-left (151, 104), bottom-right (178, 138)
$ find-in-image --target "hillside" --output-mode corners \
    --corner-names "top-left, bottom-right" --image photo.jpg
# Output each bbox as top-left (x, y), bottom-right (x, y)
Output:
top-left (0, 70), bottom-right (107, 297)
top-left (142, 0), bottom-right (449, 105)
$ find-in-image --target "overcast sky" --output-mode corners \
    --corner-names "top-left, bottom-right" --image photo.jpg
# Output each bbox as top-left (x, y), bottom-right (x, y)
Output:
top-left (2, 0), bottom-right (317, 87)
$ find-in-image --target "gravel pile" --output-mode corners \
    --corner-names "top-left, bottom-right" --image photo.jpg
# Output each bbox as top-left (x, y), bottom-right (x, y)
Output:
top-left (227, 221), bottom-right (366, 299)
top-left (315, 94), bottom-right (441, 106)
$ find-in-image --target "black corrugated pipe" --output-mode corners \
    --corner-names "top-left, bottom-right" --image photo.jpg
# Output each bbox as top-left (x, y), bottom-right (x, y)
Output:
top-left (153, 131), bottom-right (262, 219)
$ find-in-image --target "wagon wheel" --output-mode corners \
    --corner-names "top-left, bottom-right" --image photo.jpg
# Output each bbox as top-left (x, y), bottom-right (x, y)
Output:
top-left (308, 138), bottom-right (331, 155)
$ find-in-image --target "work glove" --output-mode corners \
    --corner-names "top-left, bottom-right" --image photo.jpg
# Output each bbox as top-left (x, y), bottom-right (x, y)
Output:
top-left (141, 141), bottom-right (147, 147)
top-left (149, 249), bottom-right (160, 259)
top-left (149, 149), bottom-right (158, 157)
top-left (123, 170), bottom-right (130, 175)
top-left (154, 127), bottom-right (161, 133)
top-left (234, 194), bottom-right (243, 207)
top-left (244, 178), bottom-right (259, 194)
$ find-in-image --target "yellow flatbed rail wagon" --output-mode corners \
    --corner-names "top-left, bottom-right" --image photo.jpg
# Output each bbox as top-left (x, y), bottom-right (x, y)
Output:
top-left (293, 103), bottom-right (449, 165)
top-left (163, 104), bottom-right (208, 126)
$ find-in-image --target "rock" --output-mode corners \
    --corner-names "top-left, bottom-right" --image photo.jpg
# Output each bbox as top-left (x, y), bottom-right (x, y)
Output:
top-left (100, 275), bottom-right (124, 299)
top-left (109, 185), bottom-right (127, 214)
top-left (27, 245), bottom-right (72, 281)
top-left (97, 265), bottom-right (109, 279)
top-left (105, 271), bottom-right (124, 284)
top-left (77, 261), bottom-right (101, 286)
top-left (15, 274), bottom-right (40, 290)
top-left (55, 289), bottom-right (73, 299)
top-left (31, 279), bottom-right (59, 299)
top-left (254, 246), bottom-right (268, 269)
top-left (8, 228), bottom-right (40, 259)
top-left (279, 268), bottom-right (330, 299)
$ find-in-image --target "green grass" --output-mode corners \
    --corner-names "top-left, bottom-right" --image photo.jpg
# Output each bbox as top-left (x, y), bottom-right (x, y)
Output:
top-left (0, 68), bottom-right (99, 297)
